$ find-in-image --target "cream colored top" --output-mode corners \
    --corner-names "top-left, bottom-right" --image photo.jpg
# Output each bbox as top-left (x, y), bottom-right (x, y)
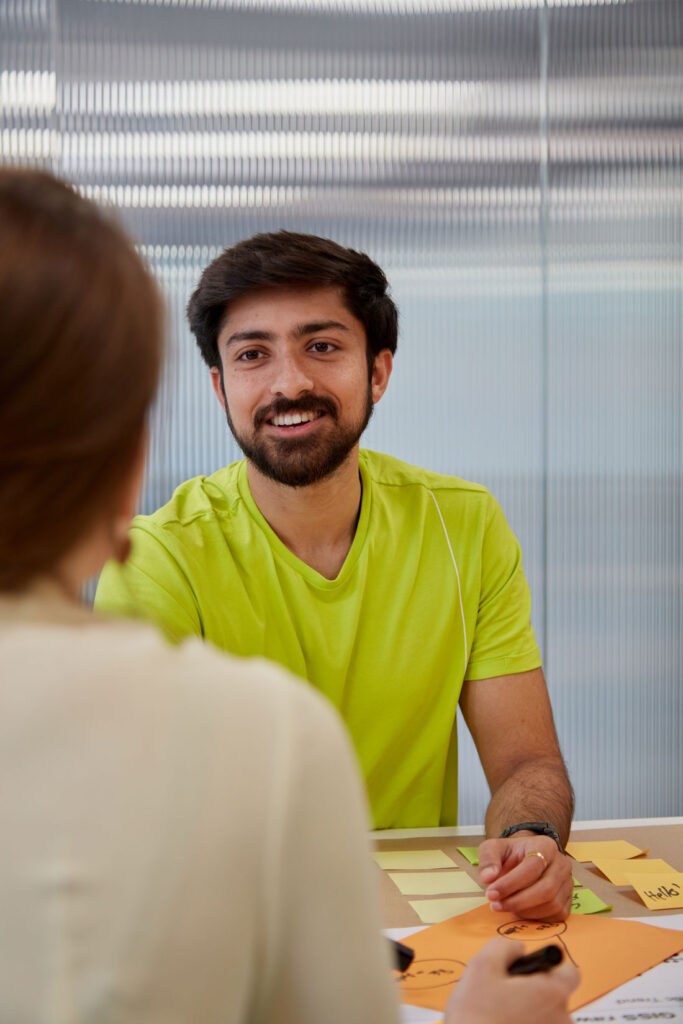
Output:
top-left (0, 582), bottom-right (399, 1024)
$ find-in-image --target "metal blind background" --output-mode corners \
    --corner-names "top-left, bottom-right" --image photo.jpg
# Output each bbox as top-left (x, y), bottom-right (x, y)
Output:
top-left (2, 0), bottom-right (681, 822)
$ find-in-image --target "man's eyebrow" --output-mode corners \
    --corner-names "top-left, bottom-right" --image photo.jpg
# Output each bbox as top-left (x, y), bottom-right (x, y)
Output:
top-left (224, 329), bottom-right (274, 347)
top-left (224, 321), bottom-right (351, 346)
top-left (294, 320), bottom-right (351, 337)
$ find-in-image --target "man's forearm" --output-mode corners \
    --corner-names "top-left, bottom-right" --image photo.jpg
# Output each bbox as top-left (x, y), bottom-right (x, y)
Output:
top-left (484, 756), bottom-right (574, 846)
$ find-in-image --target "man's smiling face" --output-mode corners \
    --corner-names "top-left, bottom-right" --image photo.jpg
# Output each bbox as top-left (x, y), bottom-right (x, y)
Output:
top-left (211, 285), bottom-right (391, 488)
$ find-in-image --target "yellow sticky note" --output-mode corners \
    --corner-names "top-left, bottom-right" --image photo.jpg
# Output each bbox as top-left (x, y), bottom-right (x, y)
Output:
top-left (593, 857), bottom-right (675, 886)
top-left (409, 896), bottom-right (488, 924)
top-left (388, 871), bottom-right (482, 896)
top-left (625, 872), bottom-right (683, 911)
top-left (373, 849), bottom-right (457, 870)
top-left (566, 840), bottom-right (645, 862)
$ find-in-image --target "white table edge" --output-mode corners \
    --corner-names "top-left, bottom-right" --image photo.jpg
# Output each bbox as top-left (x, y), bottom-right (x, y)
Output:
top-left (370, 816), bottom-right (683, 840)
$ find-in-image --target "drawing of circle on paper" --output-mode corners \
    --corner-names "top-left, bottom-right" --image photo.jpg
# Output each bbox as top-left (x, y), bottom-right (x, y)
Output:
top-left (497, 920), bottom-right (566, 941)
top-left (497, 920), bottom-right (577, 967)
top-left (394, 958), bottom-right (466, 992)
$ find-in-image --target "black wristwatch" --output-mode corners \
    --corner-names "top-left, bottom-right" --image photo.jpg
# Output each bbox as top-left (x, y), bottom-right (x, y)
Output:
top-left (499, 821), bottom-right (564, 854)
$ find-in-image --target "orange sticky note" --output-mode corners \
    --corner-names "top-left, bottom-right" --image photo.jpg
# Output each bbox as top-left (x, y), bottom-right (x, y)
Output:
top-left (393, 903), bottom-right (683, 1013)
top-left (592, 856), bottom-right (675, 886)
top-left (565, 840), bottom-right (645, 862)
top-left (624, 871), bottom-right (683, 911)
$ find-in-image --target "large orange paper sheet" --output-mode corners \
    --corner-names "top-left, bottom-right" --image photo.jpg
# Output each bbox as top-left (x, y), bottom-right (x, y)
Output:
top-left (394, 903), bottom-right (683, 1013)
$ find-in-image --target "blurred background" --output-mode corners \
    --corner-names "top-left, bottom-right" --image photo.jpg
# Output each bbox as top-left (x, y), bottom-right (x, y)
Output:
top-left (1, 0), bottom-right (681, 824)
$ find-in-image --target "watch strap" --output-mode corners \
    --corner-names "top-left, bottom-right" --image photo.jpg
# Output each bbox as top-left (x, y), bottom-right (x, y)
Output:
top-left (499, 821), bottom-right (564, 854)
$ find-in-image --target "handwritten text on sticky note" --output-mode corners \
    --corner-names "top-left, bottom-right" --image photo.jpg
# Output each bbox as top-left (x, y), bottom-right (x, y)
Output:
top-left (571, 887), bottom-right (612, 914)
top-left (625, 872), bottom-right (683, 911)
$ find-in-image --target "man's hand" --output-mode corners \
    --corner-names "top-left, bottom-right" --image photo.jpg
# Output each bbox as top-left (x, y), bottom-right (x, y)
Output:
top-left (478, 834), bottom-right (573, 920)
top-left (445, 937), bottom-right (579, 1024)
top-left (459, 667), bottom-right (574, 917)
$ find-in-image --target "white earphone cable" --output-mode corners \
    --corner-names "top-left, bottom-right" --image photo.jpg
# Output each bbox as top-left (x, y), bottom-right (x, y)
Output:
top-left (427, 489), bottom-right (468, 656)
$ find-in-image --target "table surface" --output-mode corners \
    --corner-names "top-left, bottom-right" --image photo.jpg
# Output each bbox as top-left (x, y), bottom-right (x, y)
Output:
top-left (372, 818), bottom-right (683, 928)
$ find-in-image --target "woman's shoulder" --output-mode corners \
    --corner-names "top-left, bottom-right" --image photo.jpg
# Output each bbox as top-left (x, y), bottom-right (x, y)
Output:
top-left (1, 582), bottom-right (349, 773)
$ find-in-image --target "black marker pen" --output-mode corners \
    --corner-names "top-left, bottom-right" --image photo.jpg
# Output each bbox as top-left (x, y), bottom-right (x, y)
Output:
top-left (389, 938), bottom-right (415, 972)
top-left (508, 944), bottom-right (563, 975)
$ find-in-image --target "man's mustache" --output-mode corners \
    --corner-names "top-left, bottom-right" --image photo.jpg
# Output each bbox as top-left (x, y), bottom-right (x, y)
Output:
top-left (253, 395), bottom-right (337, 430)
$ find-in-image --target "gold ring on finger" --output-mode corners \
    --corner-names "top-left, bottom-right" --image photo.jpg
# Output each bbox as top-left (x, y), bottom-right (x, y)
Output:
top-left (525, 850), bottom-right (548, 871)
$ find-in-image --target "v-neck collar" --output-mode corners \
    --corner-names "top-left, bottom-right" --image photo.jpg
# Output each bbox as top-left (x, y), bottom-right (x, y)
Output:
top-left (235, 459), bottom-right (371, 590)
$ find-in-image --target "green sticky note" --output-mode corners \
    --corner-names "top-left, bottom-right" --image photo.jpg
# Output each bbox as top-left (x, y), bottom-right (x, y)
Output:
top-left (570, 887), bottom-right (612, 914)
top-left (457, 846), bottom-right (480, 866)
top-left (573, 877), bottom-right (582, 888)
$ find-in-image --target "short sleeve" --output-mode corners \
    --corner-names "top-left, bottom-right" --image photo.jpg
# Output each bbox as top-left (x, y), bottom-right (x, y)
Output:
top-left (94, 523), bottom-right (201, 644)
top-left (464, 495), bottom-right (541, 681)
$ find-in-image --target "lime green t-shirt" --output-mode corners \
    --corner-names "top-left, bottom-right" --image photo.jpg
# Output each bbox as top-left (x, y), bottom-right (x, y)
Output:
top-left (95, 450), bottom-right (541, 828)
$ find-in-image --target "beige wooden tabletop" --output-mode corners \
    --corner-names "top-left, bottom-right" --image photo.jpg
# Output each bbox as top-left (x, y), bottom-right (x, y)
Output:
top-left (372, 818), bottom-right (683, 928)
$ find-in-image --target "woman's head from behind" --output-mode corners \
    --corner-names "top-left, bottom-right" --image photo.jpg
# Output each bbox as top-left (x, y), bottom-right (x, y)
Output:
top-left (0, 168), bottom-right (163, 592)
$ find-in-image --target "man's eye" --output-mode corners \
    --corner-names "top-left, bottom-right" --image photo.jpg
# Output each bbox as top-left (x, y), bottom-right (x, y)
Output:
top-left (310, 341), bottom-right (335, 353)
top-left (238, 349), bottom-right (264, 361)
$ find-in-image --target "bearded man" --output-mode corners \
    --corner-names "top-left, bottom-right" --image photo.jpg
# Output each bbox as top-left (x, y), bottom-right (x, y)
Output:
top-left (96, 231), bottom-right (574, 920)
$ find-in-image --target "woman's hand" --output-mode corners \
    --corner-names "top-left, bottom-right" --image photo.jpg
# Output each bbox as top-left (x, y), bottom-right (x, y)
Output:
top-left (444, 937), bottom-right (579, 1024)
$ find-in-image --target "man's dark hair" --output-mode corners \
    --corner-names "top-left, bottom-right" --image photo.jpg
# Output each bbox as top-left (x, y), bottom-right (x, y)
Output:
top-left (187, 230), bottom-right (398, 370)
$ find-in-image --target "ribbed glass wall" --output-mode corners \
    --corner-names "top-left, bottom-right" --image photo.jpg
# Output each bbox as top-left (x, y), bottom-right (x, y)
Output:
top-left (1, 0), bottom-right (680, 822)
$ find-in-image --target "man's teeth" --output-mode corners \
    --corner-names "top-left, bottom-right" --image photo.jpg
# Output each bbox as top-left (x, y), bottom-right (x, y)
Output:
top-left (271, 411), bottom-right (320, 427)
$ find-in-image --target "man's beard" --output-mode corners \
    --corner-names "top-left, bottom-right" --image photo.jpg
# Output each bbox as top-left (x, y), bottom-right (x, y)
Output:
top-left (222, 384), bottom-right (374, 488)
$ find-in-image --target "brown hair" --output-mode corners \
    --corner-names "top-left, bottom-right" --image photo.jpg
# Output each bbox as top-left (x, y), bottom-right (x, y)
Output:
top-left (187, 230), bottom-right (398, 372)
top-left (0, 168), bottom-right (163, 591)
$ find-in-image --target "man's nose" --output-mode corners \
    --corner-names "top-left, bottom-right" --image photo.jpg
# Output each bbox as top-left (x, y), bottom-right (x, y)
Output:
top-left (269, 352), bottom-right (314, 398)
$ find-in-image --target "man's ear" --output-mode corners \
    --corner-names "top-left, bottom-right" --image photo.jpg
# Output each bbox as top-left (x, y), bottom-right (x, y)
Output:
top-left (370, 349), bottom-right (393, 405)
top-left (210, 366), bottom-right (227, 412)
